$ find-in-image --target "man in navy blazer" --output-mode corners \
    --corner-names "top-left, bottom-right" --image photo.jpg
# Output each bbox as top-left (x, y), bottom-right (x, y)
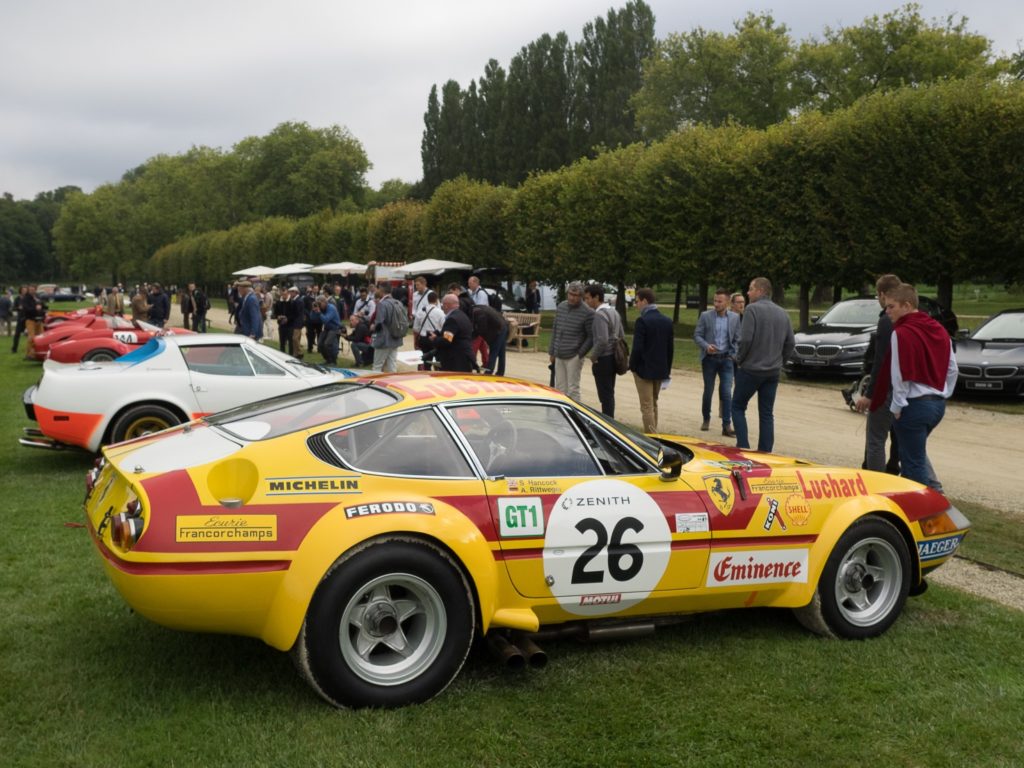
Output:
top-left (694, 288), bottom-right (741, 436)
top-left (629, 288), bottom-right (674, 433)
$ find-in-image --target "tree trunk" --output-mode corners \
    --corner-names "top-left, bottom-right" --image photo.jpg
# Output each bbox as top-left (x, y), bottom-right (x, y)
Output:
top-left (673, 278), bottom-right (683, 323)
top-left (616, 279), bottom-right (627, 325)
top-left (832, 284), bottom-right (842, 304)
top-left (799, 282), bottom-right (811, 331)
top-left (936, 273), bottom-right (954, 311)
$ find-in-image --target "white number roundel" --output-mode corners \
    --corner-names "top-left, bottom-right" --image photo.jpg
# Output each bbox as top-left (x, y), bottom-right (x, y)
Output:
top-left (543, 479), bottom-right (670, 616)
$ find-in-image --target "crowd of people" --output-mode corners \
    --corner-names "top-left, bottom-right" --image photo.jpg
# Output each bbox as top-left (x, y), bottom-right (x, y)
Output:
top-left (5, 271), bottom-right (955, 491)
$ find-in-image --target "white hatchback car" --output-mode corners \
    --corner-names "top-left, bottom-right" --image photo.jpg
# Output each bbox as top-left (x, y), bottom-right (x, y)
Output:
top-left (22, 334), bottom-right (356, 452)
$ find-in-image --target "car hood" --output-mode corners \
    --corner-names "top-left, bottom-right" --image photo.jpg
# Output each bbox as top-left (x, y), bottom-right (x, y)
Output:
top-left (793, 324), bottom-right (874, 344)
top-left (954, 339), bottom-right (1024, 364)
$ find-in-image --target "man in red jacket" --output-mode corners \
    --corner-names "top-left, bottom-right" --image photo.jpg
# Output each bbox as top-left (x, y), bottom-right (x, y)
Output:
top-left (872, 283), bottom-right (958, 491)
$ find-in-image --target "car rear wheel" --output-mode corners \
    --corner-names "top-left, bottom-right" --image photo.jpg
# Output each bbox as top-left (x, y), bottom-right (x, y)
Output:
top-left (292, 538), bottom-right (475, 709)
top-left (794, 517), bottom-right (910, 639)
top-left (82, 348), bottom-right (118, 363)
top-left (110, 404), bottom-right (180, 443)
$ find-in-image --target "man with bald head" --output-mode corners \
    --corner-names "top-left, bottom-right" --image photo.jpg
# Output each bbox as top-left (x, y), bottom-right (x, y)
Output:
top-left (429, 293), bottom-right (475, 371)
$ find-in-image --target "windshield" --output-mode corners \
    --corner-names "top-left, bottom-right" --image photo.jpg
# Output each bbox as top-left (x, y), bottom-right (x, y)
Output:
top-left (818, 300), bottom-right (879, 326)
top-left (973, 312), bottom-right (1024, 342)
top-left (205, 382), bottom-right (397, 441)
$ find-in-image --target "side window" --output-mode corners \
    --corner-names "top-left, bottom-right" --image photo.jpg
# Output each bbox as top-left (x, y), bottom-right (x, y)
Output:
top-left (245, 347), bottom-right (287, 376)
top-left (327, 409), bottom-right (473, 477)
top-left (568, 412), bottom-right (653, 475)
top-left (446, 402), bottom-right (599, 477)
top-left (181, 345), bottom-right (254, 377)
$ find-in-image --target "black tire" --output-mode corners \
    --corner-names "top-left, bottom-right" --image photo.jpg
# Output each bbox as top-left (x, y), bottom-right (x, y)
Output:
top-left (292, 538), bottom-right (475, 709)
top-left (82, 348), bottom-right (118, 363)
top-left (794, 516), bottom-right (910, 639)
top-left (110, 404), bottom-right (180, 443)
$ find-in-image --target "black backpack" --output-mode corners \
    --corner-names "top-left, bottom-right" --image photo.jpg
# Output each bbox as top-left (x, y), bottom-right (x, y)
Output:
top-left (487, 290), bottom-right (503, 311)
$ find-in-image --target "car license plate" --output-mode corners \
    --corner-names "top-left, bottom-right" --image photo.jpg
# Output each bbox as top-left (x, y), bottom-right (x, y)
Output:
top-left (966, 380), bottom-right (1002, 390)
top-left (802, 359), bottom-right (826, 366)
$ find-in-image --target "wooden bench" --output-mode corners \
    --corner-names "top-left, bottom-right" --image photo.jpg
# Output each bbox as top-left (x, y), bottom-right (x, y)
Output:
top-left (505, 312), bottom-right (542, 352)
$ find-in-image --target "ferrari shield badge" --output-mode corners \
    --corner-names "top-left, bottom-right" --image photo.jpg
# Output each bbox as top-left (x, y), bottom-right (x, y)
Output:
top-left (703, 475), bottom-right (735, 516)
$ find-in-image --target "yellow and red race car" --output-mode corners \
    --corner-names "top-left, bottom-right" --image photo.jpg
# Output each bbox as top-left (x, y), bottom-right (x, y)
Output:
top-left (84, 372), bottom-right (970, 708)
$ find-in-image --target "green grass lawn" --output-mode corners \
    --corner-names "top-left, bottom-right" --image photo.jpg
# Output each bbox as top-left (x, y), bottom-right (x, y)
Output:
top-left (3, 299), bottom-right (1023, 766)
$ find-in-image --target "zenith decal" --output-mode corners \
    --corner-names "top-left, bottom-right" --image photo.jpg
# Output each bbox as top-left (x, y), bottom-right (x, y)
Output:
top-left (175, 515), bottom-right (277, 543)
top-left (266, 476), bottom-right (360, 495)
top-left (703, 475), bottom-right (735, 516)
top-left (707, 549), bottom-right (808, 586)
top-left (344, 502), bottom-right (435, 519)
top-left (917, 534), bottom-right (966, 561)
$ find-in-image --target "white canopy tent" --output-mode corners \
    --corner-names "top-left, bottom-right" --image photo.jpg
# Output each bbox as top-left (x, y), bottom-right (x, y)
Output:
top-left (268, 262), bottom-right (313, 276)
top-left (308, 261), bottom-right (368, 275)
top-left (231, 265), bottom-right (276, 279)
top-left (396, 259), bottom-right (473, 276)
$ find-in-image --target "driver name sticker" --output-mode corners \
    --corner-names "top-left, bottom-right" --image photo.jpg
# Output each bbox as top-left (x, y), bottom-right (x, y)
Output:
top-left (543, 479), bottom-right (670, 616)
top-left (498, 496), bottom-right (544, 537)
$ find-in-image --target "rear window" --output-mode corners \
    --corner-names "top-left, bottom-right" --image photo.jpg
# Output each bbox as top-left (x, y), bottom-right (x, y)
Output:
top-left (206, 383), bottom-right (397, 441)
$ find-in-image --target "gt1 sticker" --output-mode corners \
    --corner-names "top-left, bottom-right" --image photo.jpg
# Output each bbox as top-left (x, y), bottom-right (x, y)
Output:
top-left (543, 479), bottom-right (670, 616)
top-left (675, 512), bottom-right (709, 533)
top-left (706, 549), bottom-right (808, 587)
top-left (176, 514), bottom-right (277, 542)
top-left (498, 496), bottom-right (544, 537)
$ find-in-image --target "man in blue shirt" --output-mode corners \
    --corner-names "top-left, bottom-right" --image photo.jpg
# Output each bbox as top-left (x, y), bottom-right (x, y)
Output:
top-left (316, 295), bottom-right (343, 365)
top-left (694, 288), bottom-right (741, 436)
top-left (235, 281), bottom-right (263, 340)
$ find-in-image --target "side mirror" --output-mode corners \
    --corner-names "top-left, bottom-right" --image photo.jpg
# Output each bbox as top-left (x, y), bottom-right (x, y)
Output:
top-left (658, 447), bottom-right (683, 481)
top-left (956, 328), bottom-right (970, 339)
top-left (810, 315), bottom-right (820, 324)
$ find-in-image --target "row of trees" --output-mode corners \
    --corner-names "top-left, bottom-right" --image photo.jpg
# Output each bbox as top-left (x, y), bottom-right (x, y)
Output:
top-left (420, 3), bottom-right (1013, 192)
top-left (0, 188), bottom-right (79, 284)
top-left (150, 78), bottom-right (1023, 325)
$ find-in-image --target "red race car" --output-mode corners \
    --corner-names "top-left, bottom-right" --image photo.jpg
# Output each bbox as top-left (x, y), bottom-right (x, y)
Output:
top-left (29, 315), bottom-right (194, 363)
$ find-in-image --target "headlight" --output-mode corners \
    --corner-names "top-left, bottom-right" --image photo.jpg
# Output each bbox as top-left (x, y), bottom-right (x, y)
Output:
top-left (844, 343), bottom-right (869, 354)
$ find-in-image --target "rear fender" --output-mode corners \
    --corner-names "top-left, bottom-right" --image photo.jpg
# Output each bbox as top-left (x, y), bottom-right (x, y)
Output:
top-left (260, 497), bottom-right (501, 651)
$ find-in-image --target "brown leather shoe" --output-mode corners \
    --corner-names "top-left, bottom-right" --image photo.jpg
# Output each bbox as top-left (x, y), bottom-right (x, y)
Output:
top-left (700, 420), bottom-right (710, 431)
top-left (722, 426), bottom-right (736, 437)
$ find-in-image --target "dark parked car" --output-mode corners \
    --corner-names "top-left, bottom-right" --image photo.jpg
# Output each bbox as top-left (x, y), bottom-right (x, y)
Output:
top-left (954, 309), bottom-right (1024, 397)
top-left (786, 297), bottom-right (958, 377)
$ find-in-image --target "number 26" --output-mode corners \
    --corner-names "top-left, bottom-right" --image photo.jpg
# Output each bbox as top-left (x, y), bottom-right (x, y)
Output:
top-left (571, 516), bottom-right (644, 584)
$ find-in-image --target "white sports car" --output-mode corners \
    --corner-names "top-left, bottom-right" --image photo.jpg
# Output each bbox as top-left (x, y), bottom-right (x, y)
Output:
top-left (22, 334), bottom-right (356, 452)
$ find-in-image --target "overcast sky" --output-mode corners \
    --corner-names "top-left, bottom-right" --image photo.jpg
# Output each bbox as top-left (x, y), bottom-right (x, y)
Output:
top-left (2, 0), bottom-right (1021, 201)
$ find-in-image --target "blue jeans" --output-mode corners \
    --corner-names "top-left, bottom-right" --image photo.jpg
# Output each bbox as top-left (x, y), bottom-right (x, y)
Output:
top-left (731, 368), bottom-right (780, 452)
top-left (892, 396), bottom-right (945, 491)
top-left (701, 356), bottom-right (734, 426)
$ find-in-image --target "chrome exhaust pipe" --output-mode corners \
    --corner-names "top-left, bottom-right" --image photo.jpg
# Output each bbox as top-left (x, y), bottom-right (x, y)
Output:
top-left (486, 632), bottom-right (525, 670)
top-left (582, 622), bottom-right (656, 642)
top-left (511, 634), bottom-right (548, 669)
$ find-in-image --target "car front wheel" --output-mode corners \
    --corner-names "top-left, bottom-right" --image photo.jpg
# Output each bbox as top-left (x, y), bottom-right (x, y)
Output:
top-left (794, 516), bottom-right (910, 639)
top-left (293, 538), bottom-right (476, 708)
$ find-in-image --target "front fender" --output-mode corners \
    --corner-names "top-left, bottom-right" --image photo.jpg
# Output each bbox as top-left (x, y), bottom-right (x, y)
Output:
top-left (259, 496), bottom-right (501, 651)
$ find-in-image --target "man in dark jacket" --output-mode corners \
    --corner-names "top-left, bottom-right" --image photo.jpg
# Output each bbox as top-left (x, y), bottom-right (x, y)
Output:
top-left (344, 314), bottom-right (373, 366)
top-left (854, 273), bottom-right (902, 474)
top-left (629, 287), bottom-right (674, 433)
top-left (472, 303), bottom-right (509, 376)
top-left (284, 286), bottom-right (306, 357)
top-left (148, 284), bottom-right (170, 328)
top-left (431, 294), bottom-right (475, 372)
top-left (235, 281), bottom-right (262, 339)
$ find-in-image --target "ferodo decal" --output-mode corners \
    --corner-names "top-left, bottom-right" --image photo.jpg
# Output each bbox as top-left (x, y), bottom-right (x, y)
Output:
top-left (707, 549), bottom-right (808, 587)
top-left (703, 475), bottom-right (735, 516)
top-left (542, 479), bottom-right (670, 617)
top-left (796, 471), bottom-right (868, 499)
top-left (498, 496), bottom-right (544, 537)
top-left (344, 501), bottom-right (435, 519)
top-left (747, 477), bottom-right (801, 495)
top-left (266, 475), bottom-right (360, 495)
top-left (176, 515), bottom-right (277, 542)
top-left (918, 534), bottom-right (965, 562)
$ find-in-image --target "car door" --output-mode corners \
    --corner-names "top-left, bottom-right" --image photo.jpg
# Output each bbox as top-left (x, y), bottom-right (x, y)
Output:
top-left (182, 342), bottom-right (303, 415)
top-left (442, 401), bottom-right (711, 617)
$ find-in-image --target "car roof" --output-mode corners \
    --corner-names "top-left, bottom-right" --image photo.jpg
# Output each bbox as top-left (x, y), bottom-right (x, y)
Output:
top-left (355, 371), bottom-right (568, 406)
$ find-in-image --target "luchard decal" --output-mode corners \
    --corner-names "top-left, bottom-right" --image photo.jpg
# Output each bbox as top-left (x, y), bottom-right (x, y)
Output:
top-left (796, 471), bottom-right (868, 500)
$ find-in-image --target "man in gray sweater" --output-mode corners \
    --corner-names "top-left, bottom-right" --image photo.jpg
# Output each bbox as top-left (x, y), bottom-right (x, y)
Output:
top-left (732, 276), bottom-right (795, 453)
top-left (548, 281), bottom-right (594, 401)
